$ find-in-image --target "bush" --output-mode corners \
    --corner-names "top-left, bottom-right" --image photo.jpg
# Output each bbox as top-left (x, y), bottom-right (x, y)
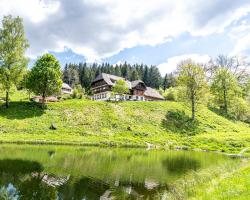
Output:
top-left (229, 97), bottom-right (250, 123)
top-left (71, 85), bottom-right (85, 99)
top-left (163, 87), bottom-right (178, 101)
top-left (59, 94), bottom-right (72, 100)
top-left (161, 110), bottom-right (202, 135)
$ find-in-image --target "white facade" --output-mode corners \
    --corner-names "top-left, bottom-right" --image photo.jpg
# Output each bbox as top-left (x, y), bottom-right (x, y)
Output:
top-left (92, 92), bottom-right (145, 101)
top-left (93, 91), bottom-right (112, 100)
top-left (61, 83), bottom-right (73, 94)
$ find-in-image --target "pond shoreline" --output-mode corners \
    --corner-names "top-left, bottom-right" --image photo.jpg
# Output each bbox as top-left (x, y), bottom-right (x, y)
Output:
top-left (0, 143), bottom-right (249, 199)
top-left (0, 140), bottom-right (248, 158)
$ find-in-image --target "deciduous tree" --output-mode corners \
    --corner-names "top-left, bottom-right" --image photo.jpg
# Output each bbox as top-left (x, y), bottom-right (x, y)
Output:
top-left (27, 54), bottom-right (62, 107)
top-left (112, 79), bottom-right (129, 99)
top-left (177, 60), bottom-right (207, 120)
top-left (0, 15), bottom-right (29, 108)
top-left (211, 68), bottom-right (241, 114)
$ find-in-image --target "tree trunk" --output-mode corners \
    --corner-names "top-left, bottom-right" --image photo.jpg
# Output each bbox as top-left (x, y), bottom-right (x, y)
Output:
top-left (42, 93), bottom-right (46, 108)
top-left (191, 91), bottom-right (195, 120)
top-left (5, 90), bottom-right (9, 108)
top-left (223, 87), bottom-right (227, 114)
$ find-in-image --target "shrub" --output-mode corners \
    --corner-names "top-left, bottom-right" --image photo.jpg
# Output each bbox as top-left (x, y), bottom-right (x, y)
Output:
top-left (162, 110), bottom-right (202, 135)
top-left (71, 85), bottom-right (85, 99)
top-left (163, 87), bottom-right (178, 101)
top-left (229, 97), bottom-right (250, 122)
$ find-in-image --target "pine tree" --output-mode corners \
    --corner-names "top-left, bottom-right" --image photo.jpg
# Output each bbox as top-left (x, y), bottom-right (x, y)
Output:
top-left (148, 66), bottom-right (161, 88)
top-left (131, 70), bottom-right (139, 81)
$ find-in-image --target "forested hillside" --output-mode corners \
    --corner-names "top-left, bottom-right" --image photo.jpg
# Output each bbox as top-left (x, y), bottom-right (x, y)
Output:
top-left (62, 62), bottom-right (175, 91)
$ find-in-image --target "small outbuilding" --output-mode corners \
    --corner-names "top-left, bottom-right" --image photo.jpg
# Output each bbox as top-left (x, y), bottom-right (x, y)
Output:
top-left (61, 83), bottom-right (73, 94)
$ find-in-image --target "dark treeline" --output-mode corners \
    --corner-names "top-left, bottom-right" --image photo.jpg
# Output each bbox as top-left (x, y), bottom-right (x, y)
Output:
top-left (63, 62), bottom-right (176, 92)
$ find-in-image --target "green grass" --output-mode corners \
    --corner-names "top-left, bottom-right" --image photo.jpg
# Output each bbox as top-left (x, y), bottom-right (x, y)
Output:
top-left (161, 159), bottom-right (250, 200)
top-left (0, 90), bottom-right (249, 153)
top-left (196, 161), bottom-right (250, 200)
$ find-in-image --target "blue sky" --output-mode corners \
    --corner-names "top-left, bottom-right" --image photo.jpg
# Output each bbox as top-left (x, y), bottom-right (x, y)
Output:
top-left (1, 0), bottom-right (250, 75)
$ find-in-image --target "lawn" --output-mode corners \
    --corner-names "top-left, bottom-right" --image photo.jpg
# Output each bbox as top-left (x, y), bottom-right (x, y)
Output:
top-left (0, 90), bottom-right (249, 154)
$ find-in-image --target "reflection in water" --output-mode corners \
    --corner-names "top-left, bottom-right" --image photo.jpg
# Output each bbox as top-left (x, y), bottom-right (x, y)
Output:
top-left (162, 155), bottom-right (201, 174)
top-left (0, 145), bottom-right (231, 199)
top-left (0, 159), bottom-right (43, 174)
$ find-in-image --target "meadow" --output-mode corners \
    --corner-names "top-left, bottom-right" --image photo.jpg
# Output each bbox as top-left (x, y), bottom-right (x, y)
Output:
top-left (0, 90), bottom-right (250, 199)
top-left (0, 90), bottom-right (249, 154)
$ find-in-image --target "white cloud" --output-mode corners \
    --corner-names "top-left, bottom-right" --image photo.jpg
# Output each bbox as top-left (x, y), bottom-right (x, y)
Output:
top-left (229, 17), bottom-right (250, 56)
top-left (1, 0), bottom-right (250, 61)
top-left (157, 54), bottom-right (211, 75)
top-left (0, 0), bottom-right (59, 23)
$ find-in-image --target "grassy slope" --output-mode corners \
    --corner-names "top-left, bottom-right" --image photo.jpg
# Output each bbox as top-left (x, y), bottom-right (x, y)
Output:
top-left (164, 159), bottom-right (250, 200)
top-left (0, 91), bottom-right (249, 153)
top-left (190, 160), bottom-right (250, 200)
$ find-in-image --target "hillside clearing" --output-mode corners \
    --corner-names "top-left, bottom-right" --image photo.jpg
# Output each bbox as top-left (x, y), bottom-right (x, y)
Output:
top-left (0, 91), bottom-right (249, 154)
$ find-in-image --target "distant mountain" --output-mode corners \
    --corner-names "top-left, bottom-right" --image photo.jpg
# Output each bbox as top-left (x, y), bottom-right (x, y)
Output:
top-left (29, 47), bottom-right (86, 69)
top-left (49, 47), bottom-right (86, 68)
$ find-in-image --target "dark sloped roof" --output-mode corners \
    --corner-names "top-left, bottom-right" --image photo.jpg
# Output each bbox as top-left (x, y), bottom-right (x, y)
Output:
top-left (92, 73), bottom-right (124, 86)
top-left (92, 73), bottom-right (163, 100)
top-left (131, 80), bottom-right (145, 88)
top-left (144, 87), bottom-right (164, 100)
top-left (92, 73), bottom-right (146, 88)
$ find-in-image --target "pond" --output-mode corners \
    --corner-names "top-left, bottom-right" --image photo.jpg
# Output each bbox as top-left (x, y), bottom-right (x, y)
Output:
top-left (0, 145), bottom-right (237, 200)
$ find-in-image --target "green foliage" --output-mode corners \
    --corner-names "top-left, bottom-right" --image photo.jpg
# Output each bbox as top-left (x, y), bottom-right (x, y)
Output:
top-left (0, 90), bottom-right (250, 153)
top-left (72, 84), bottom-right (85, 99)
top-left (111, 79), bottom-right (129, 96)
top-left (63, 62), bottom-right (163, 92)
top-left (131, 70), bottom-right (139, 81)
top-left (148, 65), bottom-right (162, 88)
top-left (162, 87), bottom-right (178, 101)
top-left (162, 110), bottom-right (201, 135)
top-left (243, 78), bottom-right (250, 101)
top-left (63, 63), bottom-right (79, 86)
top-left (164, 160), bottom-right (249, 200)
top-left (211, 68), bottom-right (241, 114)
top-left (177, 60), bottom-right (207, 120)
top-left (0, 15), bottom-right (29, 107)
top-left (162, 73), bottom-right (176, 90)
top-left (26, 54), bottom-right (62, 105)
top-left (229, 97), bottom-right (250, 122)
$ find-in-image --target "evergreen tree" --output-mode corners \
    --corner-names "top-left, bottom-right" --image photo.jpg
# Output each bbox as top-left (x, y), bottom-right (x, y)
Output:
top-left (62, 62), bottom-right (164, 93)
top-left (163, 73), bottom-right (176, 91)
top-left (131, 70), bottom-right (139, 81)
top-left (143, 65), bottom-right (150, 85)
top-left (148, 66), bottom-right (161, 88)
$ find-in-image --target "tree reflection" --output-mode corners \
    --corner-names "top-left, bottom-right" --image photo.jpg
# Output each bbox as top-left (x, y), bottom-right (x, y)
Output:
top-left (58, 177), bottom-right (109, 200)
top-left (0, 159), bottom-right (56, 200)
top-left (162, 155), bottom-right (201, 174)
top-left (0, 159), bottom-right (43, 174)
top-left (19, 176), bottom-right (57, 200)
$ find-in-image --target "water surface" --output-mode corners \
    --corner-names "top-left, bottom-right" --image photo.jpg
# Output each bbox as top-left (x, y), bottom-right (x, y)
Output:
top-left (0, 145), bottom-right (234, 199)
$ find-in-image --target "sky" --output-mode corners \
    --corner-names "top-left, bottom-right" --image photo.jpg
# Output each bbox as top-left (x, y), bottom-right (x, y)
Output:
top-left (1, 0), bottom-right (250, 75)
